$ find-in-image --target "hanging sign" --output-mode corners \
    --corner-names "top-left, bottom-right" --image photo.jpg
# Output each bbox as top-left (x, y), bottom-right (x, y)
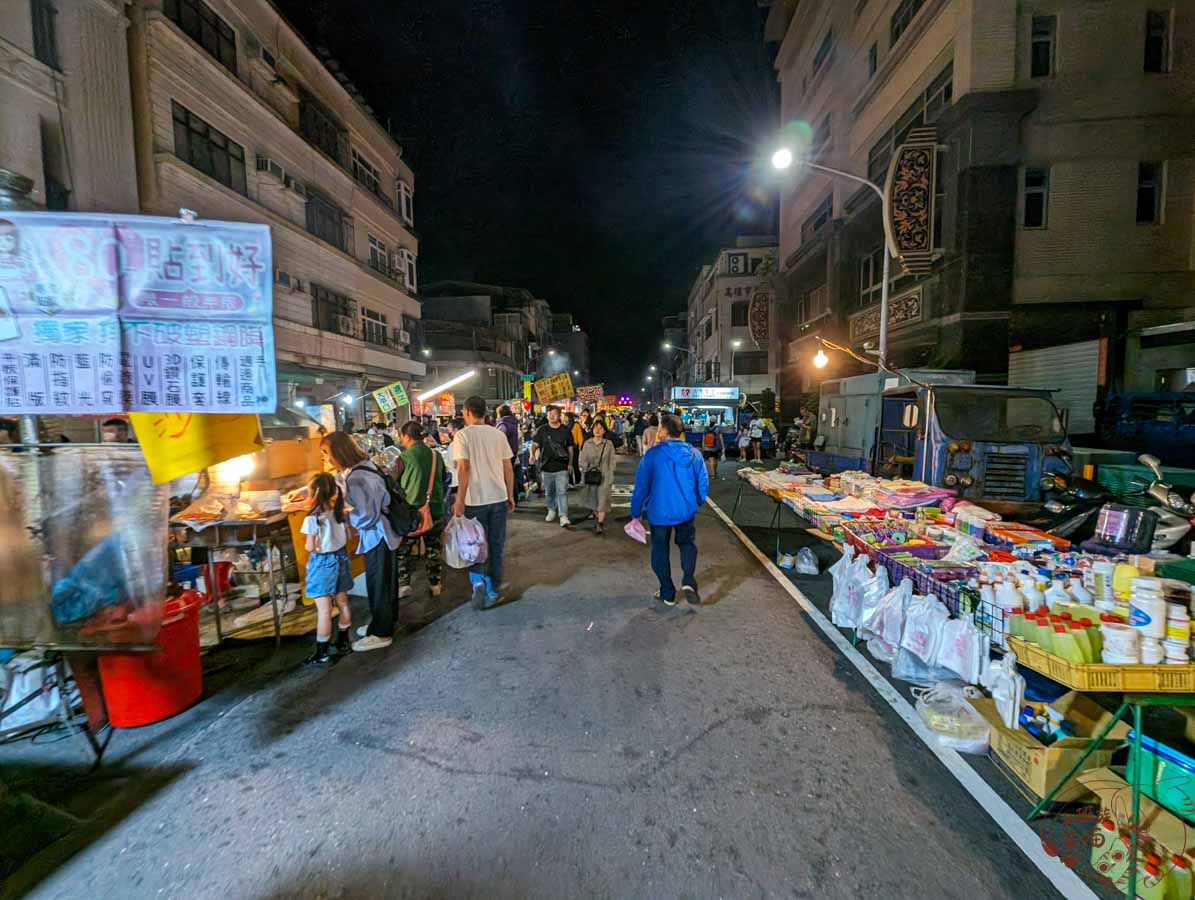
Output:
top-left (521, 374), bottom-right (534, 401)
top-left (576, 384), bottom-right (604, 404)
top-left (0, 212), bottom-right (274, 415)
top-left (411, 392), bottom-right (456, 417)
top-left (372, 381), bottom-right (409, 415)
top-left (534, 372), bottom-right (574, 405)
top-left (747, 289), bottom-right (771, 347)
top-left (884, 127), bottom-right (938, 276)
top-left (129, 412), bottom-right (264, 484)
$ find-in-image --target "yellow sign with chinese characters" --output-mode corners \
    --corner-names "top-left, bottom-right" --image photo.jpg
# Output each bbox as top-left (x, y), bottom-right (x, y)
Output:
top-left (372, 381), bottom-right (409, 415)
top-left (534, 372), bottom-right (574, 405)
top-left (130, 412), bottom-right (264, 484)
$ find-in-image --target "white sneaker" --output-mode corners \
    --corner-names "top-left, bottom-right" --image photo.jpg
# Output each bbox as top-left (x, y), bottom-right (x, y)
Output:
top-left (356, 624), bottom-right (370, 638)
top-left (352, 635), bottom-right (393, 652)
top-left (545, 510), bottom-right (558, 523)
top-left (398, 585), bottom-right (412, 599)
top-left (560, 517), bottom-right (571, 527)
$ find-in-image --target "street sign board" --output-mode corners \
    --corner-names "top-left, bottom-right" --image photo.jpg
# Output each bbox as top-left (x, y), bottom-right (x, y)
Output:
top-left (576, 383), bottom-right (604, 404)
top-left (0, 211), bottom-right (275, 415)
top-left (534, 371), bottom-right (574, 404)
top-left (670, 386), bottom-right (740, 401)
top-left (372, 381), bottom-right (409, 414)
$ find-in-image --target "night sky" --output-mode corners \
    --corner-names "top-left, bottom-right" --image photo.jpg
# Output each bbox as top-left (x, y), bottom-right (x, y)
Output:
top-left (276, 1), bottom-right (779, 390)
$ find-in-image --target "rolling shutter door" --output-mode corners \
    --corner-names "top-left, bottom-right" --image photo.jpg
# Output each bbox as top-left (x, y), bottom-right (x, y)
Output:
top-left (1008, 340), bottom-right (1099, 436)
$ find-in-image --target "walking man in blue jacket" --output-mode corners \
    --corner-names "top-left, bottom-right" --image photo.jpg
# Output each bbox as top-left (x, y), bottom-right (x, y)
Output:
top-left (630, 413), bottom-right (710, 606)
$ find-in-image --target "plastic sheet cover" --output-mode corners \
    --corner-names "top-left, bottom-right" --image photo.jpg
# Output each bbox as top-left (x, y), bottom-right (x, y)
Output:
top-left (0, 445), bottom-right (168, 649)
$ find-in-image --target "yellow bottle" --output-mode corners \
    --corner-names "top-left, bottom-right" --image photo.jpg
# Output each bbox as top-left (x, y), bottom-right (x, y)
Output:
top-left (1068, 622), bottom-right (1094, 663)
top-left (1052, 625), bottom-right (1085, 663)
top-left (1035, 618), bottom-right (1055, 652)
top-left (1090, 820), bottom-right (1126, 882)
top-left (1113, 563), bottom-right (1140, 602)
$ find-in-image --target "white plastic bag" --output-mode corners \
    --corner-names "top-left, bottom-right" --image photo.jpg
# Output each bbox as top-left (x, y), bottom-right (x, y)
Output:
top-left (900, 595), bottom-right (951, 664)
top-left (936, 617), bottom-right (988, 685)
top-left (830, 549), bottom-right (866, 629)
top-left (828, 545), bottom-right (855, 595)
top-left (443, 516), bottom-right (488, 569)
top-left (865, 577), bottom-right (913, 656)
top-left (794, 547), bottom-right (819, 575)
top-left (981, 652), bottom-right (1026, 729)
top-left (913, 682), bottom-right (990, 754)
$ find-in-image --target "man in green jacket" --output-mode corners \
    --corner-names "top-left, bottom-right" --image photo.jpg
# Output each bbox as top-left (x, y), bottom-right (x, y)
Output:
top-left (398, 420), bottom-right (446, 598)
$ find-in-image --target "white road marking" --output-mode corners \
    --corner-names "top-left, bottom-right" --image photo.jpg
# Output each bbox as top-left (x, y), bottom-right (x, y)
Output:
top-left (705, 496), bottom-right (1097, 900)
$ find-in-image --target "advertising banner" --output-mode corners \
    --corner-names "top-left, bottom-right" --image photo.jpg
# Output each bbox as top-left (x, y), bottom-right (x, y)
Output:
top-left (372, 381), bottom-right (409, 415)
top-left (671, 385), bottom-right (740, 402)
top-left (411, 392), bottom-right (456, 417)
top-left (576, 383), bottom-right (604, 404)
top-left (534, 371), bottom-right (574, 405)
top-left (0, 212), bottom-right (274, 416)
top-left (129, 412), bottom-right (264, 484)
top-left (521, 374), bottom-right (534, 401)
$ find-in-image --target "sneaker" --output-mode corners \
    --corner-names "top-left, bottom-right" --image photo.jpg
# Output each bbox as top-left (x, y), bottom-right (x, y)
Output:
top-left (595, 523), bottom-right (605, 535)
top-left (655, 590), bottom-right (677, 607)
top-left (470, 577), bottom-right (489, 610)
top-left (560, 517), bottom-right (572, 528)
top-left (682, 585), bottom-right (702, 606)
top-left (398, 585), bottom-right (413, 599)
top-left (302, 645), bottom-right (335, 667)
top-left (351, 635), bottom-right (393, 652)
top-left (545, 510), bottom-right (558, 523)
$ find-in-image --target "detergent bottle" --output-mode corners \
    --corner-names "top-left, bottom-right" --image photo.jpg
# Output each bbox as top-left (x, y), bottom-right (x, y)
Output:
top-left (1067, 621), bottom-right (1094, 663)
top-left (1169, 854), bottom-right (1192, 900)
top-left (1136, 861), bottom-right (1170, 900)
top-left (1079, 619), bottom-right (1103, 659)
top-left (1069, 577), bottom-right (1094, 605)
top-left (1045, 575), bottom-right (1072, 614)
top-left (1052, 625), bottom-right (1085, 663)
top-left (1035, 617), bottom-right (1055, 652)
top-left (1021, 575), bottom-right (1046, 611)
top-left (1091, 828), bottom-right (1134, 887)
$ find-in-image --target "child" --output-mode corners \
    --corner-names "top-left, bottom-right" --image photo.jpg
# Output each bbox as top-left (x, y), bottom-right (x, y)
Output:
top-left (736, 426), bottom-right (751, 459)
top-left (300, 473), bottom-right (354, 666)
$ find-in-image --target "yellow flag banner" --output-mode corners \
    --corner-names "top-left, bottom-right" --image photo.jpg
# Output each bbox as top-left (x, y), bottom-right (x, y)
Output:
top-left (372, 381), bottom-right (409, 415)
top-left (130, 412), bottom-right (264, 484)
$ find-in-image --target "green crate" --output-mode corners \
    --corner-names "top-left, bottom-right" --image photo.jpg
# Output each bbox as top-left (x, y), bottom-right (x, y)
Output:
top-left (1156, 558), bottom-right (1195, 587)
top-left (1126, 732), bottom-right (1195, 824)
top-left (1096, 464), bottom-right (1195, 507)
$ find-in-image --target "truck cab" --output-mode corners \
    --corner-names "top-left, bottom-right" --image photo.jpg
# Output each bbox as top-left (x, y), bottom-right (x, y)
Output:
top-left (879, 384), bottom-right (1070, 503)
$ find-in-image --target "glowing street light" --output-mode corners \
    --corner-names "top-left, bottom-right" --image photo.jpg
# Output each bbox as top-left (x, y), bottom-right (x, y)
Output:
top-left (417, 369), bottom-right (476, 402)
top-left (771, 147), bottom-right (794, 171)
top-left (421, 348), bottom-right (431, 357)
top-left (573, 370), bottom-right (579, 376)
top-left (548, 349), bottom-right (557, 356)
top-left (813, 349), bottom-right (829, 369)
top-left (646, 375), bottom-right (653, 382)
top-left (649, 364), bottom-right (657, 372)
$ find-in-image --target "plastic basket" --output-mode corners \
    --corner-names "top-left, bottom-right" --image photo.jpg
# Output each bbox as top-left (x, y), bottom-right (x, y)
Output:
top-left (1097, 464), bottom-right (1195, 506)
top-left (1007, 636), bottom-right (1195, 693)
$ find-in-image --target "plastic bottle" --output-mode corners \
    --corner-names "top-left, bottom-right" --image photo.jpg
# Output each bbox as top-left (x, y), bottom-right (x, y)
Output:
top-left (1069, 577), bottom-right (1095, 605)
top-left (1142, 639), bottom-right (1165, 665)
top-left (1136, 861), bottom-right (1170, 900)
top-left (1045, 575), bottom-right (1072, 614)
top-left (1093, 560), bottom-right (1116, 605)
top-left (1169, 854), bottom-right (1192, 900)
top-left (1053, 625), bottom-right (1085, 663)
top-left (1130, 583), bottom-right (1169, 640)
top-left (1007, 609), bottom-right (1025, 641)
top-left (1021, 575), bottom-right (1046, 610)
top-left (1080, 618), bottom-right (1103, 659)
top-left (1113, 562), bottom-right (1140, 601)
top-left (1068, 621), bottom-right (1095, 663)
top-left (1089, 819), bottom-right (1122, 877)
top-left (1035, 617), bottom-right (1056, 652)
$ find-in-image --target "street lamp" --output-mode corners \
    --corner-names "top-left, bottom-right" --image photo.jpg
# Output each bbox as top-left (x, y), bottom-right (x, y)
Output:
top-left (573, 370), bottom-right (579, 376)
top-left (813, 349), bottom-right (829, 369)
top-left (421, 348), bottom-right (431, 357)
top-left (548, 349), bottom-right (556, 356)
top-left (649, 364), bottom-right (657, 372)
top-left (772, 145), bottom-right (898, 363)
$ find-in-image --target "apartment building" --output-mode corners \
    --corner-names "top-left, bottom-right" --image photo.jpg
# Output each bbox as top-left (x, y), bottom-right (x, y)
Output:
top-left (764, 0), bottom-right (1195, 434)
top-left (418, 286), bottom-right (524, 410)
top-left (128, 0), bottom-right (425, 422)
top-left (0, 0), bottom-right (138, 213)
top-left (548, 313), bottom-right (591, 386)
top-left (685, 236), bottom-right (779, 404)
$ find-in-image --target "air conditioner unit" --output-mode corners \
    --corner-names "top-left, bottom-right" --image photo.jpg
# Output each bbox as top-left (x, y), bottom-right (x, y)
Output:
top-left (275, 269), bottom-right (291, 288)
top-left (334, 315), bottom-right (354, 335)
top-left (255, 155), bottom-right (285, 183)
top-left (250, 45), bottom-right (279, 80)
top-left (288, 178), bottom-right (307, 198)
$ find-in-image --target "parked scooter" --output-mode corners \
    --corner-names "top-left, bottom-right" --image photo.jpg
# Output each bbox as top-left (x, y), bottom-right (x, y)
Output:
top-left (1038, 473), bottom-right (1112, 542)
top-left (1136, 454), bottom-right (1195, 552)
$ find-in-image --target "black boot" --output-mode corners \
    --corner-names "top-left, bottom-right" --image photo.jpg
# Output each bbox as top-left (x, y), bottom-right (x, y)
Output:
top-left (334, 628), bottom-right (352, 655)
top-left (303, 640), bottom-right (334, 667)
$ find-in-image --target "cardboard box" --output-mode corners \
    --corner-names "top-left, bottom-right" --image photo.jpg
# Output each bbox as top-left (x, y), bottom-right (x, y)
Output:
top-left (1078, 767), bottom-right (1195, 863)
top-left (970, 692), bottom-right (1129, 803)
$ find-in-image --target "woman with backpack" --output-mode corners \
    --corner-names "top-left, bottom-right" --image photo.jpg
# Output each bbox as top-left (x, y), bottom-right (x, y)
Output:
top-left (578, 418), bottom-right (617, 535)
top-left (321, 431), bottom-right (400, 653)
top-left (700, 421), bottom-right (724, 482)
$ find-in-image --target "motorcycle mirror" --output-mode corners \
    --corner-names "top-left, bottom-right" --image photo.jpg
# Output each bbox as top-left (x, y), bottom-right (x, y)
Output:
top-left (1139, 453), bottom-right (1164, 478)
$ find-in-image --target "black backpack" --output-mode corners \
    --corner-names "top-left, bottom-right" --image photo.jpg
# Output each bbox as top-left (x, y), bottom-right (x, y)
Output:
top-left (352, 464), bottom-right (420, 537)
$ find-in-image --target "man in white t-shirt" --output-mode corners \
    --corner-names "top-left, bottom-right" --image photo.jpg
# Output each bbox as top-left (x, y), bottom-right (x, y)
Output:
top-left (451, 395), bottom-right (515, 610)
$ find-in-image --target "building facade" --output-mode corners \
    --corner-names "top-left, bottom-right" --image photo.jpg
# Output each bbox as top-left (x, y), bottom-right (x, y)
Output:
top-left (765, 0), bottom-right (1195, 434)
top-left (128, 0), bottom-right (425, 423)
top-left (548, 313), bottom-right (591, 386)
top-left (684, 237), bottom-right (780, 405)
top-left (0, 0), bottom-right (139, 215)
top-left (419, 289), bottom-right (522, 409)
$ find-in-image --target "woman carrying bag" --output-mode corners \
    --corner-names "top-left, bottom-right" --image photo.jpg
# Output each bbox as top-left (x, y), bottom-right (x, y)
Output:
top-left (579, 419), bottom-right (617, 535)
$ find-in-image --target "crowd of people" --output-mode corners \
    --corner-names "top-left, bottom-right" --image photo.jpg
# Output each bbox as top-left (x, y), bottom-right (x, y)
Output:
top-left (301, 400), bottom-right (712, 665)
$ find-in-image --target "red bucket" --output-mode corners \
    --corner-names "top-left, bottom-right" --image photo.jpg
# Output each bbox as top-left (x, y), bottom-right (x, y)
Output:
top-left (98, 591), bottom-right (204, 727)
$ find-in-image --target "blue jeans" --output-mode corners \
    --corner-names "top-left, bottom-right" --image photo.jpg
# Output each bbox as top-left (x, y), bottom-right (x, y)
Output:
top-left (650, 519), bottom-right (697, 601)
top-left (466, 501), bottom-right (508, 588)
top-left (541, 469), bottom-right (570, 519)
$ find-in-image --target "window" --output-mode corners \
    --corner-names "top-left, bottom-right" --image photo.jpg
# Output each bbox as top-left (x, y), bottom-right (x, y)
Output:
top-left (1144, 10), bottom-right (1171, 73)
top-left (1137, 162), bottom-right (1164, 224)
top-left (351, 148), bottom-right (383, 196)
top-left (305, 192), bottom-right (350, 251)
top-left (310, 284), bottom-right (356, 337)
top-left (704, 361), bottom-right (714, 382)
top-left (733, 351), bottom-right (768, 376)
top-left (367, 235), bottom-right (391, 277)
top-left (1030, 16), bottom-right (1056, 78)
top-left (31, 0), bottom-right (59, 70)
top-left (813, 29), bottom-right (834, 78)
top-left (811, 114), bottom-right (831, 159)
top-left (859, 247), bottom-right (885, 307)
top-left (171, 102), bottom-right (246, 195)
top-left (300, 92), bottom-right (346, 165)
top-left (933, 148), bottom-right (948, 249)
top-left (703, 318), bottom-right (713, 340)
top-left (800, 195), bottom-right (832, 244)
top-left (1022, 167), bottom-right (1049, 229)
top-left (397, 181), bottom-right (414, 226)
top-left (731, 301), bottom-right (749, 327)
top-left (398, 248), bottom-right (418, 292)
top-left (890, 0), bottom-right (926, 46)
top-left (802, 284), bottom-right (829, 323)
top-left (868, 61), bottom-right (952, 183)
top-left (868, 42), bottom-right (878, 78)
top-left (163, 0), bottom-right (236, 75)
top-left (361, 307), bottom-right (388, 347)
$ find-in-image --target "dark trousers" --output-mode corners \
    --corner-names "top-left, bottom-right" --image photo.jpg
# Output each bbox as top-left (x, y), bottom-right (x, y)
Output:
top-left (649, 519), bottom-right (697, 601)
top-left (364, 541), bottom-right (396, 637)
top-left (466, 501), bottom-right (508, 587)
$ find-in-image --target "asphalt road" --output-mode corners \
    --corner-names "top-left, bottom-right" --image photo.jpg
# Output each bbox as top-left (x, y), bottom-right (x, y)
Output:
top-left (12, 454), bottom-right (1065, 899)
